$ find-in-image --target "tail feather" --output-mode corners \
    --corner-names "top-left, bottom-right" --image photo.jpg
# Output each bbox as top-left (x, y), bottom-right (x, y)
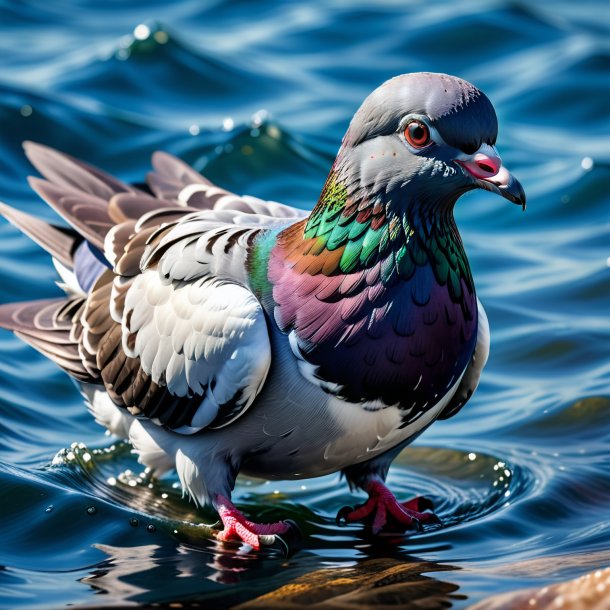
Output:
top-left (147, 150), bottom-right (212, 201)
top-left (0, 201), bottom-right (78, 268)
top-left (107, 192), bottom-right (183, 224)
top-left (0, 298), bottom-right (93, 382)
top-left (23, 141), bottom-right (135, 200)
top-left (28, 176), bottom-right (113, 252)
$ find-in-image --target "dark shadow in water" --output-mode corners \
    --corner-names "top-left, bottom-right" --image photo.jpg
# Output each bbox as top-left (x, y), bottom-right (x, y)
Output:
top-left (79, 548), bottom-right (465, 610)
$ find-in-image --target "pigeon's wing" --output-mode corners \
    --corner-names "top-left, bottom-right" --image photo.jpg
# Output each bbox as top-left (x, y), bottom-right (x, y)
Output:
top-left (147, 150), bottom-right (308, 220)
top-left (0, 143), bottom-right (298, 434)
top-left (438, 298), bottom-right (490, 420)
top-left (91, 208), bottom-right (289, 434)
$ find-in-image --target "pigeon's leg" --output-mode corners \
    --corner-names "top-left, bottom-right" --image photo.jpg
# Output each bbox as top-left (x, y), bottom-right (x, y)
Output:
top-left (339, 451), bottom-right (439, 534)
top-left (213, 495), bottom-right (291, 549)
top-left (337, 477), bottom-right (439, 533)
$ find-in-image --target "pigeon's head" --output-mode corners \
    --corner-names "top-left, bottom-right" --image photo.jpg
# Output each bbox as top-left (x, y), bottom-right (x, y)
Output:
top-left (340, 72), bottom-right (525, 211)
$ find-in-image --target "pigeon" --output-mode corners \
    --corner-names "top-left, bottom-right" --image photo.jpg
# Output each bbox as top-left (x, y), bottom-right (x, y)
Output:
top-left (0, 72), bottom-right (525, 549)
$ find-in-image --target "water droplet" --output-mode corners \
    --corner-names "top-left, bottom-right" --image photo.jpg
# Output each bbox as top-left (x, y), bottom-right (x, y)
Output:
top-left (45, 505), bottom-right (54, 513)
top-left (222, 117), bottom-right (234, 131)
top-left (107, 477), bottom-right (117, 486)
top-left (581, 156), bottom-right (593, 171)
top-left (147, 524), bottom-right (156, 533)
top-left (251, 109), bottom-right (268, 127)
top-left (267, 125), bottom-right (281, 140)
top-left (189, 124), bottom-right (200, 136)
top-left (153, 30), bottom-right (168, 44)
top-left (129, 518), bottom-right (139, 527)
top-left (468, 452), bottom-right (477, 461)
top-left (87, 506), bottom-right (97, 515)
top-left (134, 24), bottom-right (151, 41)
top-left (20, 105), bottom-right (33, 117)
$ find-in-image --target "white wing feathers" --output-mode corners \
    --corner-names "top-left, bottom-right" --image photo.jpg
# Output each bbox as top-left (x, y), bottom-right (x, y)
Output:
top-left (123, 271), bottom-right (271, 432)
top-left (110, 155), bottom-right (307, 432)
top-left (113, 204), bottom-right (296, 433)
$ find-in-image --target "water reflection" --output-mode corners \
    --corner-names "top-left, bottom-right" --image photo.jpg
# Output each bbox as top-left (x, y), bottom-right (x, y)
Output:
top-left (82, 546), bottom-right (465, 610)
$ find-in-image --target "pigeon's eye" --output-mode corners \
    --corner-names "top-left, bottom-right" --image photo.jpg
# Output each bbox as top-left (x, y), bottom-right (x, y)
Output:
top-left (404, 121), bottom-right (431, 148)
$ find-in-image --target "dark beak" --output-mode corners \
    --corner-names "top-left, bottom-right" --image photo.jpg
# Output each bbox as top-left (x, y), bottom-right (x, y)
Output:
top-left (456, 149), bottom-right (526, 211)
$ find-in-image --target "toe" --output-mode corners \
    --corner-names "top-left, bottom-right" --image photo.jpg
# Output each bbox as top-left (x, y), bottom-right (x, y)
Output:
top-left (371, 501), bottom-right (388, 534)
top-left (336, 505), bottom-right (355, 525)
top-left (402, 496), bottom-right (435, 512)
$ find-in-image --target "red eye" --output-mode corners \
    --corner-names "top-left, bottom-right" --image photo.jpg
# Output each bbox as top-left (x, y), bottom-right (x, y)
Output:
top-left (404, 120), bottom-right (431, 148)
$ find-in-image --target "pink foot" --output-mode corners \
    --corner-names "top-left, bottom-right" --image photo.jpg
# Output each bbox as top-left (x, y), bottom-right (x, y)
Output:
top-left (337, 480), bottom-right (440, 534)
top-left (214, 496), bottom-right (291, 549)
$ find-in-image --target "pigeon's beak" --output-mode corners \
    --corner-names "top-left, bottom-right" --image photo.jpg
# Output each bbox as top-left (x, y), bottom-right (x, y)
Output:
top-left (455, 145), bottom-right (526, 210)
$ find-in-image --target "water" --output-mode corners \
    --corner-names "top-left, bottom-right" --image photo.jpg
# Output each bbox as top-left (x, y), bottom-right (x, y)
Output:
top-left (0, 1), bottom-right (609, 608)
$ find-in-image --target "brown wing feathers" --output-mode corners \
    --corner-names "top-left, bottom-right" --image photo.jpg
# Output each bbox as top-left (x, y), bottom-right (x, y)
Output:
top-left (0, 143), bottom-right (218, 429)
top-left (0, 298), bottom-right (91, 382)
top-left (147, 150), bottom-right (212, 201)
top-left (0, 202), bottom-right (78, 269)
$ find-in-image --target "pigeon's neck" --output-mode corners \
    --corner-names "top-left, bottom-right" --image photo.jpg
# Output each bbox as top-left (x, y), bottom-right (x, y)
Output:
top-left (294, 166), bottom-right (471, 286)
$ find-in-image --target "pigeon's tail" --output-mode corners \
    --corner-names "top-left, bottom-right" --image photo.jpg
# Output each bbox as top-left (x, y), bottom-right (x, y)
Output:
top-left (0, 297), bottom-right (95, 382)
top-left (147, 150), bottom-right (212, 201)
top-left (0, 201), bottom-right (79, 269)
top-left (23, 140), bottom-right (136, 254)
top-left (2, 142), bottom-right (197, 296)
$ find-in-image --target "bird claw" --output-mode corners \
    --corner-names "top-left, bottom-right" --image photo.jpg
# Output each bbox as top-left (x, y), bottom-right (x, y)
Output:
top-left (336, 505), bottom-right (355, 525)
top-left (402, 495), bottom-right (435, 513)
top-left (338, 481), bottom-right (440, 534)
top-left (214, 496), bottom-right (291, 550)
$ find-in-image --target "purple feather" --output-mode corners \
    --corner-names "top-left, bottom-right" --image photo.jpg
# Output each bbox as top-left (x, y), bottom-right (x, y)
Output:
top-left (73, 241), bottom-right (109, 293)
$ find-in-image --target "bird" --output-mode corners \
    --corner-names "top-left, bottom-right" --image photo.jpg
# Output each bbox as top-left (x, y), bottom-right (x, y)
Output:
top-left (0, 72), bottom-right (525, 549)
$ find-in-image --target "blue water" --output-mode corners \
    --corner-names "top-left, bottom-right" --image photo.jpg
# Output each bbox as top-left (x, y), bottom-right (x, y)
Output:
top-left (1, 1), bottom-right (609, 608)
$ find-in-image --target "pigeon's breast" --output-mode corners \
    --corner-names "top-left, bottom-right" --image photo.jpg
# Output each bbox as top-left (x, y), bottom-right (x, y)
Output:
top-left (275, 262), bottom-right (478, 415)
